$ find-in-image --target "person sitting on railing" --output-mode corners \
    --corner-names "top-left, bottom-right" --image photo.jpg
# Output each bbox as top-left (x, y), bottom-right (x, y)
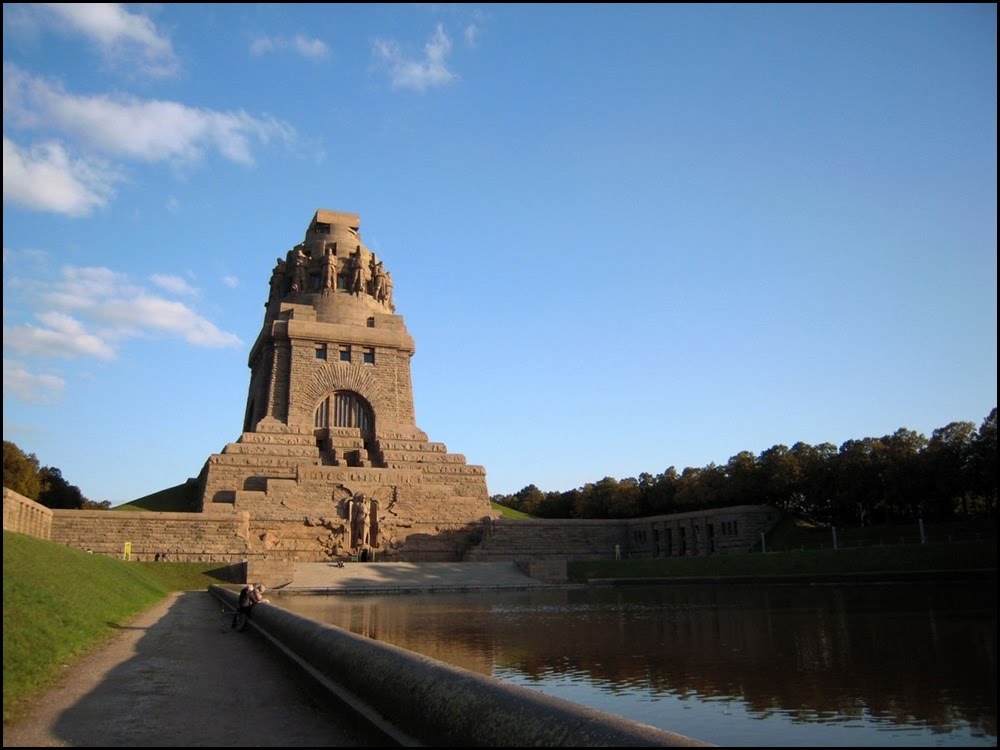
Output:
top-left (232, 583), bottom-right (268, 631)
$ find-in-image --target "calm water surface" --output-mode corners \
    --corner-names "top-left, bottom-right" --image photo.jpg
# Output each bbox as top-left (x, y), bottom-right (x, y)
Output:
top-left (280, 582), bottom-right (996, 747)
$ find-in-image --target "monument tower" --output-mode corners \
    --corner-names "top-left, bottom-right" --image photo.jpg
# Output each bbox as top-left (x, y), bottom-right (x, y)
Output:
top-left (198, 210), bottom-right (495, 562)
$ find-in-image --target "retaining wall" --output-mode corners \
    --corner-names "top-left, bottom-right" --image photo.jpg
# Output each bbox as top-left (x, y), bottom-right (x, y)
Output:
top-left (49, 509), bottom-right (250, 562)
top-left (209, 585), bottom-right (712, 747)
top-left (3, 488), bottom-right (53, 539)
top-left (467, 506), bottom-right (781, 562)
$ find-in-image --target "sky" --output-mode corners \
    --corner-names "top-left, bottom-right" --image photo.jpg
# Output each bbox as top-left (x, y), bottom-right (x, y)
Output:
top-left (2, 4), bottom-right (996, 506)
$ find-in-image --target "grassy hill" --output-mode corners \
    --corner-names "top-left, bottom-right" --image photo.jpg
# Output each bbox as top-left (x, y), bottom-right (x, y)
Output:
top-left (491, 501), bottom-right (535, 519)
top-left (113, 479), bottom-right (200, 512)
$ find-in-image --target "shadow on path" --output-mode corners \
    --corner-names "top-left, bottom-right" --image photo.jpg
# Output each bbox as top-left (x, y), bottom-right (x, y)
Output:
top-left (3, 591), bottom-right (390, 747)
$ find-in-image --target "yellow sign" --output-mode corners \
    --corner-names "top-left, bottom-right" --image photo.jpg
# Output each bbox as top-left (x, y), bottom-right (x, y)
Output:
top-left (124, 542), bottom-right (132, 561)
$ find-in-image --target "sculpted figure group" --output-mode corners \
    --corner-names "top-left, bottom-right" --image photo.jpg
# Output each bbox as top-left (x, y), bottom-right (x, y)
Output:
top-left (266, 241), bottom-right (394, 310)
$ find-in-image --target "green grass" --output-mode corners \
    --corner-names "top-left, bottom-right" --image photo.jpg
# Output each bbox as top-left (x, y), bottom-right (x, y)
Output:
top-left (568, 538), bottom-right (997, 582)
top-left (763, 515), bottom-right (995, 551)
top-left (2, 531), bottom-right (233, 725)
top-left (113, 480), bottom-right (199, 512)
top-left (491, 501), bottom-right (535, 519)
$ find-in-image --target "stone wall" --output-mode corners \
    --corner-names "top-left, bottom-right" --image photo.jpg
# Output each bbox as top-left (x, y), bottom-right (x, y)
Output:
top-left (466, 518), bottom-right (628, 562)
top-left (464, 506), bottom-right (781, 561)
top-left (246, 558), bottom-right (293, 587)
top-left (623, 505), bottom-right (781, 557)
top-left (3, 488), bottom-right (53, 539)
top-left (49, 509), bottom-right (251, 562)
top-left (283, 313), bottom-right (416, 431)
top-left (7, 483), bottom-right (779, 571)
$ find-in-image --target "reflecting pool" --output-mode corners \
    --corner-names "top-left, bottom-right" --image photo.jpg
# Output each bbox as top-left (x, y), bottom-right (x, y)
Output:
top-left (280, 582), bottom-right (996, 747)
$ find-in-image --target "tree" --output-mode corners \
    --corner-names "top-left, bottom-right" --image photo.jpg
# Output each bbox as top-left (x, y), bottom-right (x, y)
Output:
top-left (38, 466), bottom-right (88, 510)
top-left (833, 438), bottom-right (887, 526)
top-left (879, 428), bottom-right (929, 519)
top-left (925, 421), bottom-right (977, 518)
top-left (608, 476), bottom-right (642, 518)
top-left (724, 451), bottom-right (760, 506)
top-left (674, 464), bottom-right (725, 511)
top-left (513, 484), bottom-right (546, 516)
top-left (964, 408), bottom-right (997, 515)
top-left (641, 467), bottom-right (678, 516)
top-left (537, 489), bottom-right (578, 519)
top-left (790, 441), bottom-right (837, 524)
top-left (3, 440), bottom-right (42, 500)
top-left (574, 477), bottom-right (621, 519)
top-left (758, 445), bottom-right (801, 512)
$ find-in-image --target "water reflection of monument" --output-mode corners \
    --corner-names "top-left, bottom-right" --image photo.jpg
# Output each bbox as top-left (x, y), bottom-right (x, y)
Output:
top-left (280, 583), bottom-right (997, 742)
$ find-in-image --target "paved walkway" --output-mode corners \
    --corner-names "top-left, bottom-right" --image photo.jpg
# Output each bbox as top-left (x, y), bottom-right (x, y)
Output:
top-left (3, 562), bottom-right (553, 747)
top-left (2, 590), bottom-right (393, 748)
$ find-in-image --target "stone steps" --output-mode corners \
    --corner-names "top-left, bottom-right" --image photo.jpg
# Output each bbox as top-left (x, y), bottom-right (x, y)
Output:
top-left (375, 439), bottom-right (447, 452)
top-left (223, 444), bottom-right (321, 457)
top-left (205, 454), bottom-right (323, 468)
top-left (379, 450), bottom-right (467, 464)
top-left (238, 432), bottom-right (317, 447)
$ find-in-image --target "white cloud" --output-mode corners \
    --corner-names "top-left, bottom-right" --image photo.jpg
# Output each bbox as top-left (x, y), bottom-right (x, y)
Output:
top-left (151, 273), bottom-right (197, 296)
top-left (250, 34), bottom-right (330, 61)
top-left (250, 36), bottom-right (277, 56)
top-left (37, 3), bottom-right (179, 77)
top-left (94, 295), bottom-right (242, 347)
top-left (4, 265), bottom-right (243, 362)
top-left (464, 24), bottom-right (479, 48)
top-left (293, 35), bottom-right (330, 60)
top-left (3, 246), bottom-right (50, 268)
top-left (42, 266), bottom-right (128, 310)
top-left (3, 359), bottom-right (66, 404)
top-left (221, 275), bottom-right (240, 289)
top-left (4, 64), bottom-right (297, 167)
top-left (374, 24), bottom-right (457, 92)
top-left (4, 311), bottom-right (117, 360)
top-left (165, 196), bottom-right (179, 213)
top-left (2, 136), bottom-right (120, 217)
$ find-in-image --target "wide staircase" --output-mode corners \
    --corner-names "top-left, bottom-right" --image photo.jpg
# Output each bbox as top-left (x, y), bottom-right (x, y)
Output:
top-left (203, 424), bottom-right (487, 509)
top-left (464, 519), bottom-right (624, 562)
top-left (285, 560), bottom-right (551, 592)
top-left (199, 421), bottom-right (492, 561)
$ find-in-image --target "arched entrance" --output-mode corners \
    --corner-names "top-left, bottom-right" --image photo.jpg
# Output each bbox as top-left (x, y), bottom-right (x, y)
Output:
top-left (314, 391), bottom-right (378, 466)
top-left (314, 390), bottom-right (373, 434)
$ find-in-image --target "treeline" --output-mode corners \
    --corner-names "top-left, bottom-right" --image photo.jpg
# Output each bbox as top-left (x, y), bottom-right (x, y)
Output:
top-left (2, 441), bottom-right (111, 510)
top-left (492, 408), bottom-right (997, 526)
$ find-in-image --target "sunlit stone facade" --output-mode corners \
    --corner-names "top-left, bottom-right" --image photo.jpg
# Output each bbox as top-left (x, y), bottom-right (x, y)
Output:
top-left (198, 210), bottom-right (496, 562)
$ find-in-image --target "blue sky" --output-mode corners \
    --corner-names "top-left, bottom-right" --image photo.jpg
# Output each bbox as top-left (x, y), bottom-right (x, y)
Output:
top-left (2, 4), bottom-right (996, 505)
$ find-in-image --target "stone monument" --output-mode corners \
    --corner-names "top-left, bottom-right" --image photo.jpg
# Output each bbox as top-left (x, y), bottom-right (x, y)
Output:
top-left (197, 210), bottom-right (496, 562)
